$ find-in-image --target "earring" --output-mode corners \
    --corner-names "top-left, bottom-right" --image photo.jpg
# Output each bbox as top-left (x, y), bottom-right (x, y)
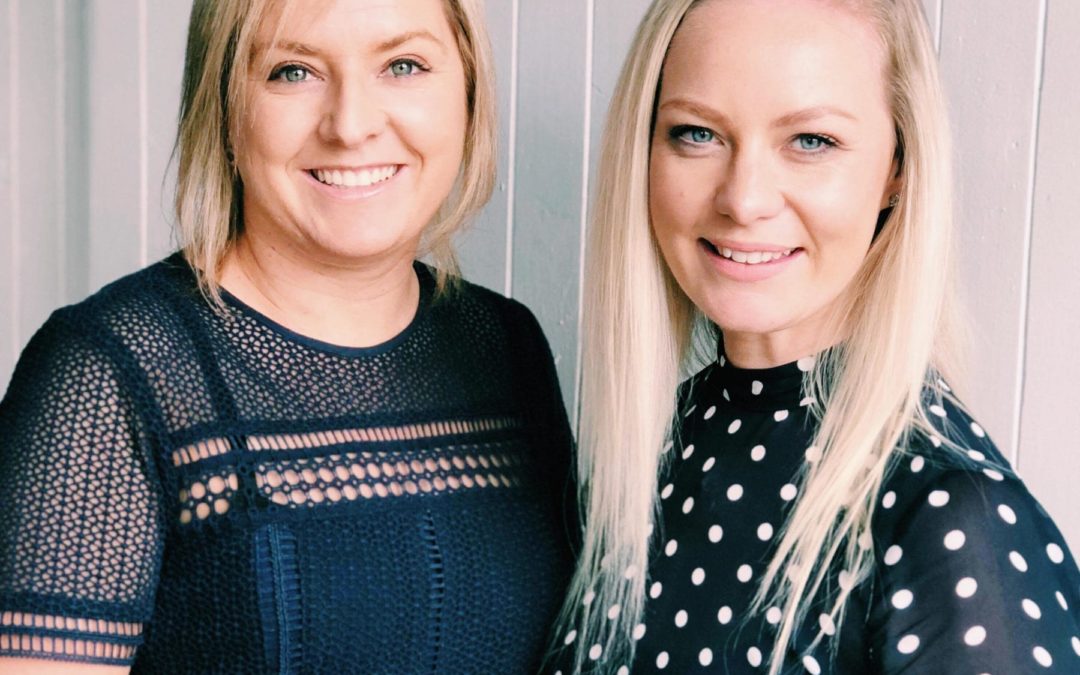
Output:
top-left (888, 193), bottom-right (900, 208)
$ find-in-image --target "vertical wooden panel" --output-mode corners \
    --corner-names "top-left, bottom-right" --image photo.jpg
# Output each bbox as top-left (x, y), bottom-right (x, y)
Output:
top-left (938, 0), bottom-right (1044, 461)
top-left (63, 0), bottom-right (90, 303)
top-left (15, 1), bottom-right (64, 356)
top-left (145, 0), bottom-right (192, 260)
top-left (0, 0), bottom-right (14, 390)
top-left (920, 0), bottom-right (942, 48)
top-left (86, 0), bottom-right (143, 291)
top-left (1021, 0), bottom-right (1080, 552)
top-left (511, 0), bottom-right (591, 406)
top-left (458, 0), bottom-right (515, 294)
top-left (590, 0), bottom-right (651, 166)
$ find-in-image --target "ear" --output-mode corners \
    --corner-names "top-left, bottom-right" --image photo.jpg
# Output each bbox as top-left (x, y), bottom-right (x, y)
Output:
top-left (879, 148), bottom-right (903, 210)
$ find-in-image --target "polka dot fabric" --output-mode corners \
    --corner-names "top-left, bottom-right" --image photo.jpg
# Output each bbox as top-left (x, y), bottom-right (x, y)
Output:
top-left (0, 254), bottom-right (575, 673)
top-left (549, 351), bottom-right (1080, 673)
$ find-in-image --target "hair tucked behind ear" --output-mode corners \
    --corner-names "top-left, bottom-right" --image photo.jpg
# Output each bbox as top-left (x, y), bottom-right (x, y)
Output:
top-left (552, 0), bottom-right (966, 672)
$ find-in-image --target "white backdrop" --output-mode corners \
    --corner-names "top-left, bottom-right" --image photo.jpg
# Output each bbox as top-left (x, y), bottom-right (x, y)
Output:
top-left (1, 0), bottom-right (1078, 550)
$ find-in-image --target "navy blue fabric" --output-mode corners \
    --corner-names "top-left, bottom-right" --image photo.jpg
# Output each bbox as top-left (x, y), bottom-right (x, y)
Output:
top-left (0, 253), bottom-right (575, 673)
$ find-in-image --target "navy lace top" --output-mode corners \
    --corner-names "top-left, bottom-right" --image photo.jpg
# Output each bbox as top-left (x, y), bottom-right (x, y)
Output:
top-left (550, 350), bottom-right (1080, 674)
top-left (0, 254), bottom-right (575, 674)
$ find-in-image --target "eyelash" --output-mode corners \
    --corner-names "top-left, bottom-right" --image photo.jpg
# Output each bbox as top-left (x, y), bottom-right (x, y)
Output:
top-left (267, 58), bottom-right (431, 84)
top-left (667, 125), bottom-right (840, 155)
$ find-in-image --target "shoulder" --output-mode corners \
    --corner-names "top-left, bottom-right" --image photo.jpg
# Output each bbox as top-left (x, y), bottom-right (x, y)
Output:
top-left (427, 267), bottom-right (551, 348)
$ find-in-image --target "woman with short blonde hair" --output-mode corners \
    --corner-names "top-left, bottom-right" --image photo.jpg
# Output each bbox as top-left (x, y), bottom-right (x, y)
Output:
top-left (549, 0), bottom-right (1080, 673)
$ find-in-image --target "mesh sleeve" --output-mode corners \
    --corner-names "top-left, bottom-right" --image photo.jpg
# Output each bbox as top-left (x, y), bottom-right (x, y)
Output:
top-left (0, 311), bottom-right (163, 665)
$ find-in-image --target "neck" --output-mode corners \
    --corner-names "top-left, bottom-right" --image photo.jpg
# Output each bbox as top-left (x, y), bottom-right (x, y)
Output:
top-left (219, 235), bottom-right (421, 349)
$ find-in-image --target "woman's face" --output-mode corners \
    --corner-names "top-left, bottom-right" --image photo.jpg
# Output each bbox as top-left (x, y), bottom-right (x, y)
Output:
top-left (236, 0), bottom-right (468, 266)
top-left (649, 0), bottom-right (900, 362)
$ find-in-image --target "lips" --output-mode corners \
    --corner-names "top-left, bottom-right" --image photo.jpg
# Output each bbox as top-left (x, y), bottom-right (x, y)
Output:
top-left (702, 239), bottom-right (799, 265)
top-left (309, 165), bottom-right (399, 188)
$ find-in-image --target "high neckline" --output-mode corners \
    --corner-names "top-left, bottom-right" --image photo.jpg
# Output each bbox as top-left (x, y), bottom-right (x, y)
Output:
top-left (708, 343), bottom-right (815, 411)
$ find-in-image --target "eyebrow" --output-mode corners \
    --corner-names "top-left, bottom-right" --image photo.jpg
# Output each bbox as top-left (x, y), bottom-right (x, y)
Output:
top-left (658, 98), bottom-right (858, 127)
top-left (255, 29), bottom-right (447, 61)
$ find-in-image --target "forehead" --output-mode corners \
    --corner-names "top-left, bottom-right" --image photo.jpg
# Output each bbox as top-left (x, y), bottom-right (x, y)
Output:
top-left (253, 0), bottom-right (455, 48)
top-left (663, 0), bottom-right (888, 110)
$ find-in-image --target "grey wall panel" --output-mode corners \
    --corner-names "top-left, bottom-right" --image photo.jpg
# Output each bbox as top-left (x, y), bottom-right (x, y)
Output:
top-left (86, 0), bottom-right (144, 291)
top-left (938, 0), bottom-right (1045, 461)
top-left (1021, 0), bottom-right (1080, 553)
top-left (63, 0), bottom-right (90, 303)
top-left (0, 0), bottom-right (13, 389)
top-left (920, 0), bottom-right (942, 48)
top-left (459, 0), bottom-right (515, 295)
top-left (510, 0), bottom-right (592, 409)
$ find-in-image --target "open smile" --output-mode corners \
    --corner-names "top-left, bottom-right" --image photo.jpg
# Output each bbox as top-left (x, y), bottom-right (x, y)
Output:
top-left (308, 165), bottom-right (400, 189)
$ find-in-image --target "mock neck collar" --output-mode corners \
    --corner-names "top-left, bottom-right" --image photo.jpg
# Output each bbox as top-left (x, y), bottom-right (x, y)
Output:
top-left (707, 342), bottom-right (818, 411)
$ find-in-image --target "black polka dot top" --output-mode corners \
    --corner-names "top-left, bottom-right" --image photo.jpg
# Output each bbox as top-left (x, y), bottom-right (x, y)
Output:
top-left (552, 350), bottom-right (1080, 674)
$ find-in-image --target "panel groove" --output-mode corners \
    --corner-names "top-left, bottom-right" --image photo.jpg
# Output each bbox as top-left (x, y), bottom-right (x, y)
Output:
top-left (138, 0), bottom-right (149, 266)
top-left (573, 0), bottom-right (596, 425)
top-left (8, 0), bottom-right (19, 361)
top-left (503, 0), bottom-right (519, 298)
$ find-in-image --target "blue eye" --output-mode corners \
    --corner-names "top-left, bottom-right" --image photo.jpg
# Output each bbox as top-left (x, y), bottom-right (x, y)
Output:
top-left (388, 59), bottom-right (426, 77)
top-left (671, 126), bottom-right (716, 145)
top-left (270, 64), bottom-right (310, 83)
top-left (794, 134), bottom-right (836, 152)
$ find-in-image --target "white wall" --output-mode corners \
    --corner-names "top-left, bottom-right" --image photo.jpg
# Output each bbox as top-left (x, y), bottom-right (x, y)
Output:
top-left (1, 0), bottom-right (1077, 550)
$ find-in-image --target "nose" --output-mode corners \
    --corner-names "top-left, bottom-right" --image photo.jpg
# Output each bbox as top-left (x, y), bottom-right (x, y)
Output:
top-left (712, 146), bottom-right (784, 225)
top-left (319, 78), bottom-right (387, 147)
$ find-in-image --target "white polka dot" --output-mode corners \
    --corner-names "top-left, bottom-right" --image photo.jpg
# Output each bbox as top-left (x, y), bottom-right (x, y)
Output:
top-left (665, 539), bottom-right (678, 557)
top-left (708, 525), bottom-right (723, 543)
top-left (728, 419), bottom-right (742, 434)
top-left (649, 581), bottom-right (663, 598)
top-left (681, 444), bottom-right (695, 460)
top-left (747, 646), bottom-right (762, 667)
top-left (774, 409), bottom-right (789, 422)
top-left (780, 483), bottom-right (798, 501)
top-left (1022, 598), bottom-right (1042, 619)
top-left (956, 577), bottom-right (978, 598)
top-left (617, 667), bottom-right (629, 675)
top-left (928, 490), bottom-right (950, 507)
top-left (719, 355), bottom-right (726, 366)
top-left (699, 648), bottom-right (714, 666)
top-left (691, 568), bottom-right (706, 585)
top-left (703, 405), bottom-right (717, 420)
top-left (682, 497), bottom-right (695, 514)
top-left (765, 606), bottom-right (782, 624)
top-left (984, 468), bottom-right (1005, 481)
top-left (607, 604), bottom-right (621, 620)
top-left (563, 630), bottom-right (577, 645)
top-left (718, 606), bottom-right (733, 624)
top-left (751, 380), bottom-right (764, 395)
top-left (656, 651), bottom-right (669, 669)
top-left (660, 483), bottom-right (674, 499)
top-left (797, 356), bottom-right (815, 371)
top-left (882, 491), bottom-right (897, 508)
top-left (674, 610), bottom-right (688, 627)
top-left (897, 634), bottom-right (921, 654)
top-left (971, 421), bottom-right (986, 437)
top-left (892, 589), bottom-right (914, 609)
top-left (1056, 591), bottom-right (1068, 611)
top-left (967, 449), bottom-right (986, 462)
top-left (1010, 551), bottom-right (1029, 572)
top-left (884, 545), bottom-right (904, 566)
top-left (910, 456), bottom-right (926, 473)
top-left (751, 445), bottom-right (766, 461)
top-left (800, 396), bottom-right (816, 406)
top-left (998, 504), bottom-right (1017, 524)
top-left (727, 484), bottom-right (744, 501)
top-left (632, 623), bottom-right (646, 640)
top-left (858, 532), bottom-right (873, 550)
top-left (1033, 646), bottom-right (1052, 667)
top-left (803, 654), bottom-right (822, 674)
top-left (805, 446), bottom-right (823, 463)
top-left (662, 440), bottom-right (674, 453)
top-left (757, 523), bottom-right (774, 541)
top-left (589, 644), bottom-right (603, 660)
top-left (737, 564), bottom-right (753, 583)
top-left (1072, 636), bottom-right (1080, 657)
top-left (929, 404), bottom-right (947, 417)
top-left (838, 569), bottom-right (857, 591)
top-left (964, 625), bottom-right (986, 646)
top-left (702, 457), bottom-right (716, 472)
top-left (944, 530), bottom-right (966, 550)
top-left (929, 435), bottom-right (942, 447)
top-left (623, 564), bottom-right (638, 580)
top-left (583, 590), bottom-right (595, 606)
top-left (819, 613), bottom-right (837, 636)
top-left (1047, 543), bottom-right (1065, 564)
top-left (722, 388), bottom-right (730, 401)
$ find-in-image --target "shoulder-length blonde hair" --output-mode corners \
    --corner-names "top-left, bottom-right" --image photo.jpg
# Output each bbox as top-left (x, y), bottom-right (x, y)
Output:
top-left (557, 0), bottom-right (965, 672)
top-left (174, 0), bottom-right (496, 301)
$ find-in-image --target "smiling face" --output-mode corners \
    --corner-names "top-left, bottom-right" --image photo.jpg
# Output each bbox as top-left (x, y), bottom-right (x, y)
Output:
top-left (649, 0), bottom-right (900, 365)
top-left (235, 0), bottom-right (468, 267)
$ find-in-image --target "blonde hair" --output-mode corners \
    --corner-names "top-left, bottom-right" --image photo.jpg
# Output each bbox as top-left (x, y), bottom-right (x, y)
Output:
top-left (174, 0), bottom-right (496, 302)
top-left (556, 0), bottom-right (965, 672)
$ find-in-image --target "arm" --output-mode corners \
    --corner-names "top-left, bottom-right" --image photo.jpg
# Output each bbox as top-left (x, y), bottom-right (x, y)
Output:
top-left (0, 657), bottom-right (129, 674)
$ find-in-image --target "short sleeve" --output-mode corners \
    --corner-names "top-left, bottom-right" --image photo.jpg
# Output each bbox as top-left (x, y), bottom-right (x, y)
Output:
top-left (0, 311), bottom-right (163, 665)
top-left (871, 468), bottom-right (1080, 673)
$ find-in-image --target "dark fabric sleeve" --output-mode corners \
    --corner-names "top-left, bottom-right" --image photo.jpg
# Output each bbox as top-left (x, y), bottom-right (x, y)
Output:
top-left (0, 310), bottom-right (163, 665)
top-left (871, 468), bottom-right (1080, 674)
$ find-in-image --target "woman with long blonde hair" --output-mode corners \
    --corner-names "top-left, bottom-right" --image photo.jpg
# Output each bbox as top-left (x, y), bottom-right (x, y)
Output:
top-left (549, 0), bottom-right (1080, 672)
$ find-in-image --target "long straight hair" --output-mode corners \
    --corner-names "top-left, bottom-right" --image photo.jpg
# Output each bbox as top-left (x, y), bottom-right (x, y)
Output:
top-left (173, 0), bottom-right (497, 304)
top-left (555, 0), bottom-right (965, 672)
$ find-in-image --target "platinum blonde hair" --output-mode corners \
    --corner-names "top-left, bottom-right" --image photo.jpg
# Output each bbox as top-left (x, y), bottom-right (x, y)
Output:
top-left (555, 0), bottom-right (965, 672)
top-left (174, 0), bottom-right (497, 302)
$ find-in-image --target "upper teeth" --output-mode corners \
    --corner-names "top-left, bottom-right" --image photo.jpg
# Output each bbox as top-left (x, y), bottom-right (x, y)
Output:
top-left (719, 247), bottom-right (794, 264)
top-left (313, 166), bottom-right (398, 188)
